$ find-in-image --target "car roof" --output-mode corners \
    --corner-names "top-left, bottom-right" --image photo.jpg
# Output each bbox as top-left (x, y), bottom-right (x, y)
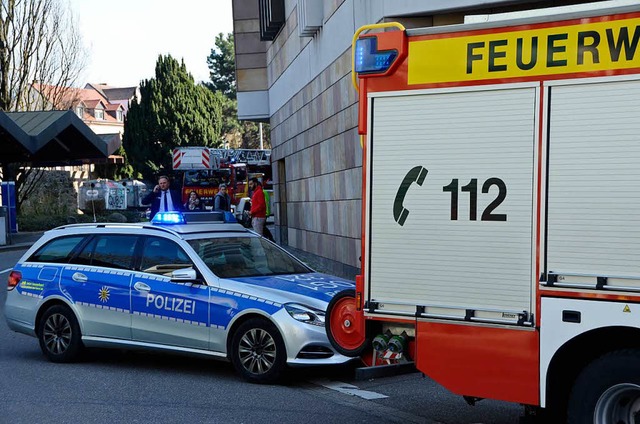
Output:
top-left (48, 221), bottom-right (252, 239)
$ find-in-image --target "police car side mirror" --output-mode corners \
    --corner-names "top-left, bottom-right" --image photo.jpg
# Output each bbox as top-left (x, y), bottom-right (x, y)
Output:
top-left (170, 267), bottom-right (198, 281)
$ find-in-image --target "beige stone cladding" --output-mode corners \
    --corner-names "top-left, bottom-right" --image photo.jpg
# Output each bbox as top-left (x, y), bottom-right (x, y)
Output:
top-left (270, 37), bottom-right (361, 278)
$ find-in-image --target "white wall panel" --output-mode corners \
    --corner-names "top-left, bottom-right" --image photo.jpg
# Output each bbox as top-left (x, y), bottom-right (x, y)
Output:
top-left (547, 79), bottom-right (640, 278)
top-left (368, 87), bottom-right (537, 313)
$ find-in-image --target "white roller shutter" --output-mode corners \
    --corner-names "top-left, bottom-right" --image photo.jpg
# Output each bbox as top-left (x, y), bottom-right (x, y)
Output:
top-left (368, 86), bottom-right (537, 316)
top-left (547, 79), bottom-right (640, 279)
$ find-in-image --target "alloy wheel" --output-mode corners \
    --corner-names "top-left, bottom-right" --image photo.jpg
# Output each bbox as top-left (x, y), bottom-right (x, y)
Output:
top-left (238, 328), bottom-right (277, 375)
top-left (42, 313), bottom-right (72, 355)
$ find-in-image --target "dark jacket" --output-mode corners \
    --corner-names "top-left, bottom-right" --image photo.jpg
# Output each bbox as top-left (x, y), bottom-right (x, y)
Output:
top-left (214, 192), bottom-right (231, 212)
top-left (142, 189), bottom-right (183, 219)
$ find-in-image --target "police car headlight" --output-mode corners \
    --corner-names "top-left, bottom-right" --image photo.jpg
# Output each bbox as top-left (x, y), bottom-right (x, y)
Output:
top-left (285, 303), bottom-right (326, 327)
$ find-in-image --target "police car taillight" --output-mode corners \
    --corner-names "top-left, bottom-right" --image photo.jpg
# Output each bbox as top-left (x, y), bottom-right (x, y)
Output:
top-left (7, 270), bottom-right (21, 291)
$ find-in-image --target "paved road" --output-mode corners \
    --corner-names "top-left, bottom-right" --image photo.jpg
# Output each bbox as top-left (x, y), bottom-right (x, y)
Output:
top-left (0, 245), bottom-right (525, 424)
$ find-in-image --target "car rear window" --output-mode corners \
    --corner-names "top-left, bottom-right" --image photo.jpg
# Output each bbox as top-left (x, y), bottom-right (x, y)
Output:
top-left (75, 235), bottom-right (138, 270)
top-left (28, 236), bottom-right (86, 263)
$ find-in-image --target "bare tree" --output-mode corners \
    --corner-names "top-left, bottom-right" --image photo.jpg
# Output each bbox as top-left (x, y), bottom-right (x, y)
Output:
top-left (0, 0), bottom-right (87, 212)
top-left (0, 0), bottom-right (86, 111)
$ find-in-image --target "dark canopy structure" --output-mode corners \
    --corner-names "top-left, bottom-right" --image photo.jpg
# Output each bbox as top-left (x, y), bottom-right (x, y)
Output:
top-left (0, 110), bottom-right (114, 166)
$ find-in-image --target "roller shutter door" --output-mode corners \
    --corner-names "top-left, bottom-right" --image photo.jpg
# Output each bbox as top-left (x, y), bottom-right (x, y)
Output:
top-left (547, 79), bottom-right (640, 279)
top-left (368, 86), bottom-right (537, 314)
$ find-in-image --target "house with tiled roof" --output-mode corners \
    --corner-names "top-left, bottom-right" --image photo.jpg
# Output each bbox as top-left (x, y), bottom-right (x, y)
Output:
top-left (84, 83), bottom-right (139, 114)
top-left (31, 82), bottom-right (132, 137)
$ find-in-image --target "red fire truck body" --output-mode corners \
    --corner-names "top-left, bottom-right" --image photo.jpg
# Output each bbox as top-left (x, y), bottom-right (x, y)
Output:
top-left (326, 3), bottom-right (640, 421)
top-left (172, 147), bottom-right (248, 208)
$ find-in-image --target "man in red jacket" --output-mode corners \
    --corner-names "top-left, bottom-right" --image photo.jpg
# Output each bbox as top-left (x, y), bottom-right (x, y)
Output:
top-left (249, 177), bottom-right (266, 236)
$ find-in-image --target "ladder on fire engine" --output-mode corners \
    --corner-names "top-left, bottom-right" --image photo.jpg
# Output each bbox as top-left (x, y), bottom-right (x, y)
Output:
top-left (209, 149), bottom-right (271, 166)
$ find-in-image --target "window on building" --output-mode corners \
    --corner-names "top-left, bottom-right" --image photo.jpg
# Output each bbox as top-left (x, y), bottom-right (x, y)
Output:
top-left (259, 0), bottom-right (285, 41)
top-left (116, 110), bottom-right (123, 122)
top-left (75, 106), bottom-right (84, 118)
top-left (94, 109), bottom-right (104, 120)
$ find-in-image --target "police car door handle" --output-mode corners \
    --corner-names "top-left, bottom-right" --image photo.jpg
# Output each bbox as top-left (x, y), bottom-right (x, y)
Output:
top-left (72, 272), bottom-right (88, 283)
top-left (134, 282), bottom-right (151, 292)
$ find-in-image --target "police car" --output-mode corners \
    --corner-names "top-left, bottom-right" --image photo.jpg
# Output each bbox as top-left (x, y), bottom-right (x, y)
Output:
top-left (3, 211), bottom-right (355, 383)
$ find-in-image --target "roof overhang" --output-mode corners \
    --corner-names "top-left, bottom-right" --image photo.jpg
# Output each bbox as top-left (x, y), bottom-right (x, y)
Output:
top-left (0, 110), bottom-right (114, 166)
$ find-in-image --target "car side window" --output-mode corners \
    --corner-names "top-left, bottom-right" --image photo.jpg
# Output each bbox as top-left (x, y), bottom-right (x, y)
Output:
top-left (74, 235), bottom-right (138, 270)
top-left (140, 236), bottom-right (193, 276)
top-left (28, 236), bottom-right (86, 263)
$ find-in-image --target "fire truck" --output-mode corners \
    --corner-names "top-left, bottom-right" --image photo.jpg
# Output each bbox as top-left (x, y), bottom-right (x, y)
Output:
top-left (210, 148), bottom-right (273, 191)
top-left (172, 147), bottom-right (272, 210)
top-left (325, 2), bottom-right (640, 422)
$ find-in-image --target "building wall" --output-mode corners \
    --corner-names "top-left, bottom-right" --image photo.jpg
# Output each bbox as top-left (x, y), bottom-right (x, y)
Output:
top-left (233, 0), bottom-right (589, 279)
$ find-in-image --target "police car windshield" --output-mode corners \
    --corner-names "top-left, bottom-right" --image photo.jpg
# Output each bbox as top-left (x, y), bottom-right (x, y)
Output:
top-left (188, 237), bottom-right (311, 279)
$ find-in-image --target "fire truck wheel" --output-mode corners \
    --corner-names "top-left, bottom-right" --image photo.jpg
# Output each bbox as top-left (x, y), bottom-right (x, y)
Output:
top-left (567, 349), bottom-right (640, 424)
top-left (326, 289), bottom-right (369, 357)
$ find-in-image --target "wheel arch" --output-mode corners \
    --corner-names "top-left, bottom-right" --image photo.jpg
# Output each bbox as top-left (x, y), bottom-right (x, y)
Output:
top-left (545, 325), bottom-right (640, 414)
top-left (225, 310), bottom-right (276, 355)
top-left (35, 297), bottom-right (79, 336)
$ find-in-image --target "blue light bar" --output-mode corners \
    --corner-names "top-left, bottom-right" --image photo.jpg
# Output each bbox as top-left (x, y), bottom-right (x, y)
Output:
top-left (152, 212), bottom-right (186, 225)
top-left (355, 37), bottom-right (398, 74)
top-left (152, 211), bottom-right (239, 225)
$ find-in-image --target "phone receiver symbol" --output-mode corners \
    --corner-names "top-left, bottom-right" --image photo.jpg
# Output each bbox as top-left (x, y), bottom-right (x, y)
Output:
top-left (393, 166), bottom-right (428, 226)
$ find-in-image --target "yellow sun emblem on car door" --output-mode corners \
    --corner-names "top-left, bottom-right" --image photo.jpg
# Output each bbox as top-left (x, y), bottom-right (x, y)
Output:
top-left (98, 286), bottom-right (110, 303)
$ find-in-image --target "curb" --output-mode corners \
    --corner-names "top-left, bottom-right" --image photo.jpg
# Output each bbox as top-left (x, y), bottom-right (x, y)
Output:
top-left (0, 242), bottom-right (33, 252)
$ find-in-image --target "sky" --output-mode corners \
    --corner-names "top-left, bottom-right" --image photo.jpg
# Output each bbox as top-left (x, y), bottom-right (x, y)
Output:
top-left (68, 0), bottom-right (234, 87)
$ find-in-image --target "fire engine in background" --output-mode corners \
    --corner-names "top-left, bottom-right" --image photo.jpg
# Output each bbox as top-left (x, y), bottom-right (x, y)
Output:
top-left (325, 2), bottom-right (640, 422)
top-left (172, 147), bottom-right (271, 210)
top-left (210, 148), bottom-right (272, 191)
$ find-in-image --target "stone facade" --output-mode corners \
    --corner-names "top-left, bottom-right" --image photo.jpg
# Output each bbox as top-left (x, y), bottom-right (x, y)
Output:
top-left (233, 0), bottom-right (589, 280)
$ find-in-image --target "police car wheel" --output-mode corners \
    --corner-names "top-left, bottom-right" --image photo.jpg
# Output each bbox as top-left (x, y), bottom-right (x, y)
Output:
top-left (230, 318), bottom-right (286, 384)
top-left (38, 305), bottom-right (83, 363)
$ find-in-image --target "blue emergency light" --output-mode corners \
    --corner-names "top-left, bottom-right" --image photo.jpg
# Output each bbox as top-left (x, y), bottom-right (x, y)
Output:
top-left (152, 212), bottom-right (186, 225)
top-left (355, 36), bottom-right (398, 74)
top-left (151, 211), bottom-right (238, 225)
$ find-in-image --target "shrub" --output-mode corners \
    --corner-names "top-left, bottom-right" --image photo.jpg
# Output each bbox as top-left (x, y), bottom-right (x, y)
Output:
top-left (17, 210), bottom-right (145, 231)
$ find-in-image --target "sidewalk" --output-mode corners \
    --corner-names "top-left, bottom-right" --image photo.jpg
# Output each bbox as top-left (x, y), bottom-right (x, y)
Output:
top-left (0, 231), bottom-right (43, 252)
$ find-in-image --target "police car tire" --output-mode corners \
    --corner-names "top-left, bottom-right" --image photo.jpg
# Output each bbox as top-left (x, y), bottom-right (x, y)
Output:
top-left (567, 349), bottom-right (640, 424)
top-left (230, 318), bottom-right (287, 384)
top-left (37, 305), bottom-right (83, 363)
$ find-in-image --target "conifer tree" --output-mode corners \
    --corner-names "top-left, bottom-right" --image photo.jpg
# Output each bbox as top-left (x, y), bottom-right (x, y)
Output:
top-left (122, 55), bottom-right (223, 180)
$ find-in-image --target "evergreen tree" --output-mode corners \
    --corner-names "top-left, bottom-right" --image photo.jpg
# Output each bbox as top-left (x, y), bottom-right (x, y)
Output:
top-left (207, 33), bottom-right (236, 99)
top-left (122, 55), bottom-right (223, 180)
top-left (206, 33), bottom-right (270, 149)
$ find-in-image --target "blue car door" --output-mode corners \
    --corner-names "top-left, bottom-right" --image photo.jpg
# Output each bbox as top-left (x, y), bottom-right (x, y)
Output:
top-left (59, 234), bottom-right (138, 340)
top-left (130, 236), bottom-right (209, 350)
top-left (13, 236), bottom-right (87, 324)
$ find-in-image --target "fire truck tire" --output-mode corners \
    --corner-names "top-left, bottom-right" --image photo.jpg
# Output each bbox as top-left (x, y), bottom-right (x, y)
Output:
top-left (326, 289), bottom-right (369, 357)
top-left (567, 349), bottom-right (640, 424)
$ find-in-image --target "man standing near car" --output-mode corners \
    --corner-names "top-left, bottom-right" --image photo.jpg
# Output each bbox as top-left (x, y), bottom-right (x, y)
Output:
top-left (214, 184), bottom-right (231, 212)
top-left (248, 177), bottom-right (266, 235)
top-left (142, 175), bottom-right (183, 219)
